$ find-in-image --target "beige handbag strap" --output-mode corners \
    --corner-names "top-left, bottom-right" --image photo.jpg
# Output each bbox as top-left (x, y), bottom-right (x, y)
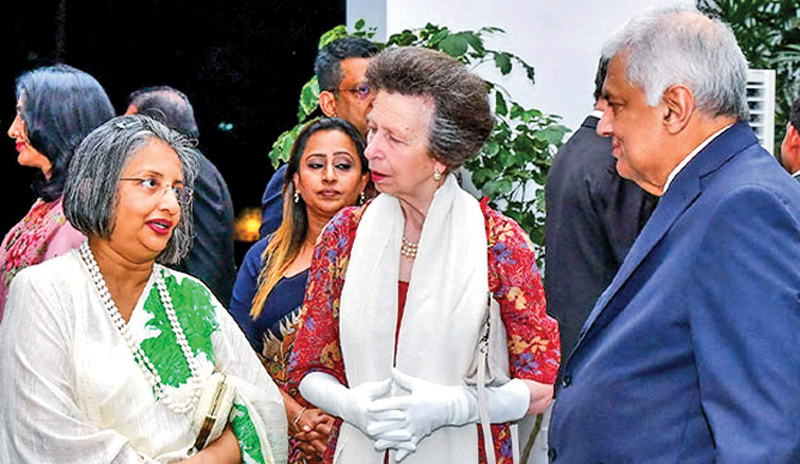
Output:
top-left (476, 297), bottom-right (520, 464)
top-left (476, 345), bottom-right (495, 464)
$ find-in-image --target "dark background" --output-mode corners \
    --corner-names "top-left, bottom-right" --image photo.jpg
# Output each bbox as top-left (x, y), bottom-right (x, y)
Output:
top-left (2, 0), bottom-right (344, 262)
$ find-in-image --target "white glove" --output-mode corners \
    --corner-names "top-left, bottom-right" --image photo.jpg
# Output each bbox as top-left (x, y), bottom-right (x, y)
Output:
top-left (368, 369), bottom-right (531, 461)
top-left (299, 371), bottom-right (391, 438)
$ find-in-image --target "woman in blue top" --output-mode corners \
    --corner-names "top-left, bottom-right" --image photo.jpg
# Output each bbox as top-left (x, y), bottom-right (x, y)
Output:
top-left (230, 118), bottom-right (370, 463)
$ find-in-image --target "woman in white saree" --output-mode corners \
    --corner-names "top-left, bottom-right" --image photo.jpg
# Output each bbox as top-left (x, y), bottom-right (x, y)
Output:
top-left (0, 115), bottom-right (288, 464)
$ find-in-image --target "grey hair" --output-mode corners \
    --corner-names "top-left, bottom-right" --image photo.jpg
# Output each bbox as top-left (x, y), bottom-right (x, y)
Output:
top-left (366, 47), bottom-right (494, 169)
top-left (64, 115), bottom-right (199, 265)
top-left (602, 5), bottom-right (749, 121)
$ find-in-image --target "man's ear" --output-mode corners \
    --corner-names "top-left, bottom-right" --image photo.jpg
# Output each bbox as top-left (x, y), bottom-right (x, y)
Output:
top-left (661, 84), bottom-right (694, 135)
top-left (787, 124), bottom-right (800, 148)
top-left (318, 91), bottom-right (338, 118)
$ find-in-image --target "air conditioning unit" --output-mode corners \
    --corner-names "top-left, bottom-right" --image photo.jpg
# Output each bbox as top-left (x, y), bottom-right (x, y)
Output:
top-left (746, 69), bottom-right (776, 154)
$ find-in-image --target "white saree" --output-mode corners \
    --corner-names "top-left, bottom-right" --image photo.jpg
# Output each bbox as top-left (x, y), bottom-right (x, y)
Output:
top-left (0, 249), bottom-right (288, 464)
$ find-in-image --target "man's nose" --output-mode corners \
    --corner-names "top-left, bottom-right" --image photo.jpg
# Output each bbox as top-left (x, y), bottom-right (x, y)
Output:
top-left (597, 110), bottom-right (613, 138)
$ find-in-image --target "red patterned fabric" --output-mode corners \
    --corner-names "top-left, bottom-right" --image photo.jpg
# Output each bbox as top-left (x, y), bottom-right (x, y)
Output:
top-left (288, 201), bottom-right (560, 464)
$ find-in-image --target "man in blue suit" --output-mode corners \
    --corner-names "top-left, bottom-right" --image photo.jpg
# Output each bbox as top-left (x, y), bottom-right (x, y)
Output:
top-left (548, 6), bottom-right (800, 463)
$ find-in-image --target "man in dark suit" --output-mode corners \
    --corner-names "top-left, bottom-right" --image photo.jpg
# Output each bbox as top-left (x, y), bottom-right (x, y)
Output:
top-left (126, 86), bottom-right (236, 305)
top-left (545, 57), bottom-right (656, 374)
top-left (779, 97), bottom-right (800, 181)
top-left (548, 6), bottom-right (800, 463)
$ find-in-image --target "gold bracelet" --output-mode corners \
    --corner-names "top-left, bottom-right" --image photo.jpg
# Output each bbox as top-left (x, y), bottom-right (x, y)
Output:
top-left (293, 406), bottom-right (308, 427)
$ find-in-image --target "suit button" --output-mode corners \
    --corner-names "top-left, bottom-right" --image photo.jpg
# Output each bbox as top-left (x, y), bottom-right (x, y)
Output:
top-left (561, 374), bottom-right (572, 388)
top-left (548, 448), bottom-right (557, 462)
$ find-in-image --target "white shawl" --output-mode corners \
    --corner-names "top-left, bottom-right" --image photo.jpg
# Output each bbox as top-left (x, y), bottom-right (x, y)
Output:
top-left (338, 174), bottom-right (488, 463)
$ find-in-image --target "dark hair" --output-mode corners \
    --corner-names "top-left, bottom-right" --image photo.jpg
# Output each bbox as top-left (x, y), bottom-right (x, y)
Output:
top-left (594, 56), bottom-right (610, 103)
top-left (64, 115), bottom-right (199, 265)
top-left (127, 86), bottom-right (200, 140)
top-left (366, 47), bottom-right (494, 169)
top-left (251, 117), bottom-right (369, 317)
top-left (315, 37), bottom-right (380, 91)
top-left (15, 64), bottom-right (115, 201)
top-left (790, 97), bottom-right (800, 133)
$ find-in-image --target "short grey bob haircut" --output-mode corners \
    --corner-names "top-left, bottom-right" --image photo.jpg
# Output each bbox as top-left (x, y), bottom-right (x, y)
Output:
top-left (366, 46), bottom-right (494, 169)
top-left (602, 5), bottom-right (749, 121)
top-left (64, 115), bottom-right (199, 265)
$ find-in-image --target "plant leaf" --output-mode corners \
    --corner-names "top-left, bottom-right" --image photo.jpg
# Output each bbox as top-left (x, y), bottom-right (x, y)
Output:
top-left (318, 25), bottom-right (348, 49)
top-left (463, 32), bottom-right (486, 56)
top-left (495, 92), bottom-right (508, 116)
top-left (493, 52), bottom-right (512, 74)
top-left (298, 76), bottom-right (320, 122)
top-left (439, 34), bottom-right (469, 58)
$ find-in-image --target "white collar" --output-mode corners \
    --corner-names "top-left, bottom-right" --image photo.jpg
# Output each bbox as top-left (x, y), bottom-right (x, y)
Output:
top-left (589, 109), bottom-right (604, 119)
top-left (662, 124), bottom-right (732, 193)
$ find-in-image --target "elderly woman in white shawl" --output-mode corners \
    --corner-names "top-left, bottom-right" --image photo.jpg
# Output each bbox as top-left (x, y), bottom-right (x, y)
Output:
top-left (0, 115), bottom-right (287, 464)
top-left (288, 47), bottom-right (560, 464)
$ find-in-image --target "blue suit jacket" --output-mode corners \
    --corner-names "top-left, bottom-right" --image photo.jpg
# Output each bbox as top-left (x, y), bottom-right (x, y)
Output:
top-left (548, 122), bottom-right (800, 464)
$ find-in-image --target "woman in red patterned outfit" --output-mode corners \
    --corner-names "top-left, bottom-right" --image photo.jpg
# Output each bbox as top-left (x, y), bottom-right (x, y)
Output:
top-left (288, 47), bottom-right (560, 464)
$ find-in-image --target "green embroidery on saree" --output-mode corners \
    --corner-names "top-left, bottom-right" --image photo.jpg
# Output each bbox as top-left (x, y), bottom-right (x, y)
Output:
top-left (231, 402), bottom-right (268, 464)
top-left (140, 271), bottom-right (220, 387)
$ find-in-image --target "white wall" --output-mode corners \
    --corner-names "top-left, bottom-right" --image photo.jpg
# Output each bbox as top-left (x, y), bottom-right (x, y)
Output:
top-left (348, 0), bottom-right (692, 133)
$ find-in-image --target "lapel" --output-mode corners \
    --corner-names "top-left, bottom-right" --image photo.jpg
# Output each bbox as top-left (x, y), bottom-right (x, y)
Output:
top-left (569, 122), bottom-right (758, 359)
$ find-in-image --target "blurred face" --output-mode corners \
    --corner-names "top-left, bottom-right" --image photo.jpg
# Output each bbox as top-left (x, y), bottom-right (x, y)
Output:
top-left (8, 97), bottom-right (53, 178)
top-left (107, 139), bottom-right (184, 264)
top-left (333, 58), bottom-right (373, 136)
top-left (365, 91), bottom-right (443, 206)
top-left (293, 129), bottom-right (369, 222)
top-left (597, 55), bottom-right (670, 195)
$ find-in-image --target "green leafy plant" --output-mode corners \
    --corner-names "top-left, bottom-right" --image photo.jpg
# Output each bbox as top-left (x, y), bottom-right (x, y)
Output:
top-left (268, 21), bottom-right (569, 256)
top-left (698, 0), bottom-right (800, 152)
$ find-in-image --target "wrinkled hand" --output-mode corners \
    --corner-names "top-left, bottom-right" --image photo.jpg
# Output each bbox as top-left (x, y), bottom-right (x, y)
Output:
top-left (367, 369), bottom-right (477, 461)
top-left (293, 408), bottom-right (335, 457)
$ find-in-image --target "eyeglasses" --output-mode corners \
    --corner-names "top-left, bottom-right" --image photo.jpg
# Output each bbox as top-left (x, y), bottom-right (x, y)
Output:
top-left (120, 177), bottom-right (193, 205)
top-left (330, 83), bottom-right (372, 100)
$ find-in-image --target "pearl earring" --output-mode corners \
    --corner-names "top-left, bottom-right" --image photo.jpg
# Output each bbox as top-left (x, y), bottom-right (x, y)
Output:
top-left (433, 168), bottom-right (442, 182)
top-left (294, 190), bottom-right (300, 203)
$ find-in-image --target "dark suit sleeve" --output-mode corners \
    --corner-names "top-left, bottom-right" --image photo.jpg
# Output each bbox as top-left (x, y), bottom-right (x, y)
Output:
top-left (260, 165), bottom-right (286, 238)
top-left (690, 186), bottom-right (800, 463)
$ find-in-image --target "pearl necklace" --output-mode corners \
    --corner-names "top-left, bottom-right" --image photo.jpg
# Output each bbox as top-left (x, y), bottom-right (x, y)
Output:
top-left (400, 236), bottom-right (418, 259)
top-left (78, 241), bottom-right (202, 414)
